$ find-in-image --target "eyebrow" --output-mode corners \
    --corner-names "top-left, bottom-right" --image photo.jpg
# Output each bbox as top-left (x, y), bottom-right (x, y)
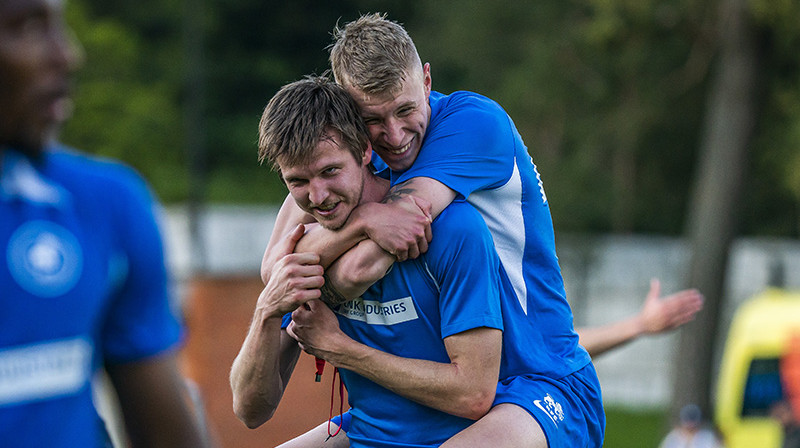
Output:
top-left (0, 2), bottom-right (50, 27)
top-left (362, 99), bottom-right (417, 118)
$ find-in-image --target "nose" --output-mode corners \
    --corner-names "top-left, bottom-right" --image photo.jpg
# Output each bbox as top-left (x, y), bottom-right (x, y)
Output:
top-left (63, 27), bottom-right (86, 72)
top-left (383, 116), bottom-right (405, 147)
top-left (49, 21), bottom-right (84, 73)
top-left (307, 179), bottom-right (329, 207)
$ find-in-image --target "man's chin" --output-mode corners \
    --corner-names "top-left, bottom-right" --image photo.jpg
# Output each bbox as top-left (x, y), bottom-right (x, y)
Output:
top-left (318, 218), bottom-right (346, 231)
top-left (1, 139), bottom-right (46, 162)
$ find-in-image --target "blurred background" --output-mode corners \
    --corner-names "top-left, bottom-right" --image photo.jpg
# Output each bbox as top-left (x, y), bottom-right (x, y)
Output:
top-left (61, 0), bottom-right (800, 446)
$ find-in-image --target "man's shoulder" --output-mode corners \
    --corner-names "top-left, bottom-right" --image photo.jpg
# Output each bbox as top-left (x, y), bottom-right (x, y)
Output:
top-left (429, 90), bottom-right (510, 143)
top-left (432, 90), bottom-right (506, 117)
top-left (431, 200), bottom-right (488, 239)
top-left (49, 146), bottom-right (142, 182)
top-left (47, 145), bottom-right (153, 198)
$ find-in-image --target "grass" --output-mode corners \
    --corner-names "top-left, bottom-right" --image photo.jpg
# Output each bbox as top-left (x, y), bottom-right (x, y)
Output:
top-left (602, 406), bottom-right (669, 448)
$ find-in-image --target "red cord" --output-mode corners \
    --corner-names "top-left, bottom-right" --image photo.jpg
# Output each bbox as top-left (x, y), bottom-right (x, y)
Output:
top-left (327, 367), bottom-right (344, 438)
top-left (315, 357), bottom-right (325, 382)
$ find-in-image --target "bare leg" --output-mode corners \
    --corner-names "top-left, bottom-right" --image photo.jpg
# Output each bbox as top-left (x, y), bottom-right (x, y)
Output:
top-left (274, 421), bottom-right (350, 448)
top-left (440, 403), bottom-right (547, 448)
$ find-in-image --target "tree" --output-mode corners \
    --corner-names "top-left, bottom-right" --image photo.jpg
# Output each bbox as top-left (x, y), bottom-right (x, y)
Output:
top-left (672, 0), bottom-right (764, 417)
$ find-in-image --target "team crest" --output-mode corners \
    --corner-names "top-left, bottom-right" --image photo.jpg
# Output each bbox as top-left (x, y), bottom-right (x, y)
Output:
top-left (7, 220), bottom-right (83, 298)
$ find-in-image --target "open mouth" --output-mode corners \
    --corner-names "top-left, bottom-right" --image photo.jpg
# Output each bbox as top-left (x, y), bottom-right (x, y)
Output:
top-left (314, 202), bottom-right (339, 217)
top-left (388, 141), bottom-right (412, 155)
top-left (41, 85), bottom-right (73, 123)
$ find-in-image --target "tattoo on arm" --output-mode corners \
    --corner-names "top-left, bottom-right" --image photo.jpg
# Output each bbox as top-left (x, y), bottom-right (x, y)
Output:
top-left (383, 180), bottom-right (417, 204)
top-left (320, 273), bottom-right (349, 307)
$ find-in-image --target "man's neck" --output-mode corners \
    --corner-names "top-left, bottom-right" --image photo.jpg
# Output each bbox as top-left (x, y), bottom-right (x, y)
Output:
top-left (360, 172), bottom-right (390, 204)
top-left (0, 140), bottom-right (45, 162)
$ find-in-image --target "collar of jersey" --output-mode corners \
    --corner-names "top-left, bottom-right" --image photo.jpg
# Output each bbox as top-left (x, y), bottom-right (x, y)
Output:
top-left (1, 148), bottom-right (70, 208)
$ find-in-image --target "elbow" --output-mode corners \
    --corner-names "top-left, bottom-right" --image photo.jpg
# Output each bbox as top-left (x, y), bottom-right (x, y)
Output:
top-left (232, 395), bottom-right (277, 429)
top-left (230, 380), bottom-right (279, 429)
top-left (335, 259), bottom-right (385, 296)
top-left (455, 388), bottom-right (496, 421)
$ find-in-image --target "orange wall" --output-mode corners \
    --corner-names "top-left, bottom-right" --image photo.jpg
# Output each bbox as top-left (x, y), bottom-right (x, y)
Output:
top-left (181, 276), bottom-right (346, 448)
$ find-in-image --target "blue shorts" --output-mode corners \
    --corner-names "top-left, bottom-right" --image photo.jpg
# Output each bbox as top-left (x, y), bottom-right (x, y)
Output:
top-left (330, 410), bottom-right (353, 433)
top-left (493, 362), bottom-right (606, 448)
top-left (330, 363), bottom-right (604, 447)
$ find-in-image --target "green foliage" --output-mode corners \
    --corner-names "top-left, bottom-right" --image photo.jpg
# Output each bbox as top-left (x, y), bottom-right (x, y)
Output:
top-left (411, 0), bottom-right (709, 233)
top-left (63, 0), bottom-right (187, 202)
top-left (60, 0), bottom-right (800, 236)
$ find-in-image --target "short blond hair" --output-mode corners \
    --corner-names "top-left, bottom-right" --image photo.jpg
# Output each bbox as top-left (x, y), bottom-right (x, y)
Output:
top-left (329, 13), bottom-right (422, 97)
top-left (258, 76), bottom-right (369, 171)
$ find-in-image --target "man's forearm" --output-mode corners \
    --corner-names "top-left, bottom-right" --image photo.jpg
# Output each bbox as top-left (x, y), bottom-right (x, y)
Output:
top-left (294, 220), bottom-right (368, 269)
top-left (323, 239), bottom-right (394, 300)
top-left (576, 318), bottom-right (642, 358)
top-left (231, 309), bottom-right (300, 428)
top-left (324, 328), bottom-right (501, 420)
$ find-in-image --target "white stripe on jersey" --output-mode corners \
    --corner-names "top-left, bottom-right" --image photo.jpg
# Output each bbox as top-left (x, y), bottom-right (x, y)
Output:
top-left (466, 159), bottom-right (527, 314)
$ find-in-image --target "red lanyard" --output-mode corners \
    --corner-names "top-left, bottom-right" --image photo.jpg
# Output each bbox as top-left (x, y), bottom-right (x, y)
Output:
top-left (327, 367), bottom-right (345, 439)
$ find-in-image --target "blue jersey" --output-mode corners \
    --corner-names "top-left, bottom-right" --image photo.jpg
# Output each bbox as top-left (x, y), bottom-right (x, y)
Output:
top-left (0, 146), bottom-right (183, 447)
top-left (333, 201), bottom-right (505, 447)
top-left (376, 90), bottom-right (591, 379)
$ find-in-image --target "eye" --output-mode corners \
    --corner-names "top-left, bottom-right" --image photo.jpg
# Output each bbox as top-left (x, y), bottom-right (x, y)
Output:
top-left (363, 117), bottom-right (381, 126)
top-left (285, 177), bottom-right (307, 187)
top-left (8, 12), bottom-right (50, 40)
top-left (322, 167), bottom-right (339, 176)
top-left (397, 106), bottom-right (414, 117)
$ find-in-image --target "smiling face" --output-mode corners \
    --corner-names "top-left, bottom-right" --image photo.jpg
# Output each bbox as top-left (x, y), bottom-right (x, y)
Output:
top-left (345, 63), bottom-right (431, 172)
top-left (280, 131), bottom-right (373, 230)
top-left (0, 0), bottom-right (81, 155)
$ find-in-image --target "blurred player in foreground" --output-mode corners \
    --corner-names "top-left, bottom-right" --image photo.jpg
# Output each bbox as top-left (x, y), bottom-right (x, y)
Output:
top-left (0, 0), bottom-right (208, 446)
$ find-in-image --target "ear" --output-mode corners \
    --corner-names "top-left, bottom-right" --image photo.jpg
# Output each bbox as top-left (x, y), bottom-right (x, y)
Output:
top-left (422, 62), bottom-right (432, 100)
top-left (362, 140), bottom-right (374, 166)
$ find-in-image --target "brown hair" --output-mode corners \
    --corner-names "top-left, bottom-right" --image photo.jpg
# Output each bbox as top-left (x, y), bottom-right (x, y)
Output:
top-left (329, 13), bottom-right (422, 97)
top-left (258, 76), bottom-right (369, 170)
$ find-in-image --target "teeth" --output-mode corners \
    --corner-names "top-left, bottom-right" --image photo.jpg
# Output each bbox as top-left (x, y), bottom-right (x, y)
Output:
top-left (390, 142), bottom-right (411, 155)
top-left (316, 203), bottom-right (336, 211)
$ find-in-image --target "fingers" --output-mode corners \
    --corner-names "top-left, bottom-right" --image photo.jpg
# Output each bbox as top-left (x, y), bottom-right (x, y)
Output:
top-left (282, 251), bottom-right (322, 268)
top-left (263, 253), bottom-right (324, 313)
top-left (412, 196), bottom-right (433, 221)
top-left (407, 244), bottom-right (420, 260)
top-left (648, 278), bottom-right (661, 300)
top-left (274, 224), bottom-right (307, 258)
top-left (394, 248), bottom-right (409, 262)
top-left (417, 233), bottom-right (429, 254)
top-left (661, 289), bottom-right (704, 328)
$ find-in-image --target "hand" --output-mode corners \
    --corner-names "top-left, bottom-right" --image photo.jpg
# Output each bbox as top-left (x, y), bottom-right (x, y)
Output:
top-left (258, 224), bottom-right (325, 317)
top-left (356, 196), bottom-right (433, 261)
top-left (638, 278), bottom-right (704, 335)
top-left (286, 299), bottom-right (347, 361)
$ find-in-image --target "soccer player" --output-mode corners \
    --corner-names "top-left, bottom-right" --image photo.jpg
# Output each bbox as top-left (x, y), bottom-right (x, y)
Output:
top-left (233, 73), bottom-right (605, 447)
top-left (255, 13), bottom-right (606, 447)
top-left (0, 1), bottom-right (208, 446)
top-left (270, 12), bottom-right (702, 448)
top-left (231, 76), bottom-right (508, 446)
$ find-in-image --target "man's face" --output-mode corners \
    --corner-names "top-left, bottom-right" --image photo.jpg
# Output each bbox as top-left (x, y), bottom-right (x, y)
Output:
top-left (346, 63), bottom-right (431, 172)
top-left (280, 133), bottom-right (372, 230)
top-left (0, 0), bottom-right (80, 153)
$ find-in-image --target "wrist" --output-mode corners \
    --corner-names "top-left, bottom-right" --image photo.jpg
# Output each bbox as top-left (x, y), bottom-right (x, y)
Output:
top-left (631, 314), bottom-right (649, 338)
top-left (254, 302), bottom-right (287, 323)
top-left (350, 202), bottom-right (378, 237)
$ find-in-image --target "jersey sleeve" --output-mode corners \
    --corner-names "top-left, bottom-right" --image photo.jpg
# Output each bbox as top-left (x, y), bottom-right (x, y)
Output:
top-left (424, 201), bottom-right (504, 339)
top-left (100, 165), bottom-right (183, 364)
top-left (394, 92), bottom-right (516, 199)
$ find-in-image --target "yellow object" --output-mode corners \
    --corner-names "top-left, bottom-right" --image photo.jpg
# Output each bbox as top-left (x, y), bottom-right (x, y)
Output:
top-left (715, 288), bottom-right (800, 448)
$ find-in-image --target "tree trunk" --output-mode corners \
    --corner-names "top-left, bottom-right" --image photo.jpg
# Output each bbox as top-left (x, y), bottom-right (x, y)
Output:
top-left (183, 0), bottom-right (208, 273)
top-left (671, 0), bottom-right (762, 420)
